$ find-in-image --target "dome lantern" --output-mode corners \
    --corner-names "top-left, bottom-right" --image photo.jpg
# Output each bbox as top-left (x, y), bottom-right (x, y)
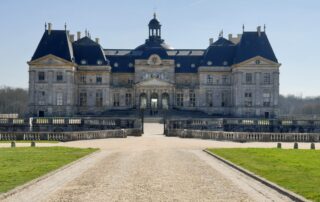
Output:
top-left (148, 13), bottom-right (161, 40)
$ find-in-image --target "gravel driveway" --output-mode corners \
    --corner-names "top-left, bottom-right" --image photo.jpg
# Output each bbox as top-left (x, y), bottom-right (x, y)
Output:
top-left (3, 123), bottom-right (294, 202)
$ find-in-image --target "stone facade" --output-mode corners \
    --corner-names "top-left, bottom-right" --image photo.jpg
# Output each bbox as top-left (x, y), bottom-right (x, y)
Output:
top-left (28, 16), bottom-right (280, 118)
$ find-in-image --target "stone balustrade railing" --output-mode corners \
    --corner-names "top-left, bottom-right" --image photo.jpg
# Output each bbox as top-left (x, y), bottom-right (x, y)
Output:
top-left (0, 128), bottom-right (142, 142)
top-left (166, 129), bottom-right (320, 142)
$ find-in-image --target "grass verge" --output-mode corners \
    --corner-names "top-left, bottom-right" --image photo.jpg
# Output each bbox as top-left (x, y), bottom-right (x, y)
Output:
top-left (207, 148), bottom-right (320, 201)
top-left (0, 147), bottom-right (98, 193)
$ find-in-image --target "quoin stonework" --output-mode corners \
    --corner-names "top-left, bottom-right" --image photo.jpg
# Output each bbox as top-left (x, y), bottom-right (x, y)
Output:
top-left (28, 14), bottom-right (280, 118)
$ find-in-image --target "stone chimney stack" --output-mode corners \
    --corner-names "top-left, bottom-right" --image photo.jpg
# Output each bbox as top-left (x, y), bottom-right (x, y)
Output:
top-left (70, 34), bottom-right (75, 42)
top-left (257, 26), bottom-right (261, 37)
top-left (209, 38), bottom-right (214, 45)
top-left (95, 38), bottom-right (100, 44)
top-left (77, 31), bottom-right (81, 40)
top-left (48, 23), bottom-right (52, 35)
top-left (228, 34), bottom-right (232, 41)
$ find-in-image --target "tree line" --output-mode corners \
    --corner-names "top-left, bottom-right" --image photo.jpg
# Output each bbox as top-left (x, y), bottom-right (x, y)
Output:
top-left (0, 86), bottom-right (319, 117)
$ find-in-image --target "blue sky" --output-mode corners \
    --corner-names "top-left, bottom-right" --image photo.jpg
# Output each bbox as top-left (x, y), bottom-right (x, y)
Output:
top-left (0, 0), bottom-right (319, 97)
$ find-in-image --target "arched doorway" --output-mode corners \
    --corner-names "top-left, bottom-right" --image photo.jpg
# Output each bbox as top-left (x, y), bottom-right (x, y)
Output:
top-left (161, 93), bottom-right (169, 109)
top-left (140, 93), bottom-right (147, 109)
top-left (151, 93), bottom-right (158, 109)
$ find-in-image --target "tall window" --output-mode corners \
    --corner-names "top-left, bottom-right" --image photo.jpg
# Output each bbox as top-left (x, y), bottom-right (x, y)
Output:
top-left (38, 72), bottom-right (45, 81)
top-left (113, 93), bottom-right (120, 107)
top-left (206, 91), bottom-right (213, 107)
top-left (189, 90), bottom-right (196, 107)
top-left (56, 72), bottom-right (63, 81)
top-left (96, 91), bottom-right (103, 107)
top-left (222, 75), bottom-right (228, 85)
top-left (80, 75), bottom-right (86, 84)
top-left (38, 91), bottom-right (46, 105)
top-left (207, 75), bottom-right (213, 85)
top-left (79, 92), bottom-right (87, 106)
top-left (221, 92), bottom-right (227, 107)
top-left (96, 75), bottom-right (102, 84)
top-left (57, 93), bottom-right (63, 106)
top-left (245, 73), bottom-right (253, 84)
top-left (244, 92), bottom-right (252, 107)
top-left (176, 93), bottom-right (184, 107)
top-left (263, 73), bottom-right (271, 84)
top-left (263, 92), bottom-right (271, 107)
top-left (125, 93), bottom-right (132, 106)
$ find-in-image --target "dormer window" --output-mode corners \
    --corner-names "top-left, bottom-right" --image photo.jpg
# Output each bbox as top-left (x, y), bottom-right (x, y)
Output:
top-left (128, 63), bottom-right (133, 68)
top-left (176, 63), bottom-right (181, 68)
top-left (223, 61), bottom-right (228, 66)
top-left (97, 60), bottom-right (103, 65)
top-left (114, 62), bottom-right (119, 67)
top-left (81, 59), bottom-right (87, 65)
top-left (207, 61), bottom-right (212, 66)
top-left (191, 64), bottom-right (195, 68)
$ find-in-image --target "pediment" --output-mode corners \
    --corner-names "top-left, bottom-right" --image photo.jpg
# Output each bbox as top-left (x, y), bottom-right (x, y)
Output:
top-left (28, 54), bottom-right (74, 66)
top-left (136, 78), bottom-right (173, 87)
top-left (233, 56), bottom-right (280, 68)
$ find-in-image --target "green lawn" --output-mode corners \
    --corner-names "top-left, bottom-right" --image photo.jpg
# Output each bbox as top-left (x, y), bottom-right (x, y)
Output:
top-left (0, 147), bottom-right (98, 193)
top-left (207, 148), bottom-right (320, 201)
top-left (0, 140), bottom-right (59, 143)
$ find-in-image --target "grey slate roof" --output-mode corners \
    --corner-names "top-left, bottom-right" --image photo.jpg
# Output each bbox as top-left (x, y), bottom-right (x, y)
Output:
top-left (72, 37), bottom-right (109, 66)
top-left (31, 30), bottom-right (73, 62)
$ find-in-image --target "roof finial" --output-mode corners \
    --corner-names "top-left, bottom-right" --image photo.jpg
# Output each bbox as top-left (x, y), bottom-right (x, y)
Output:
top-left (45, 22), bottom-right (47, 30)
top-left (219, 29), bottom-right (223, 38)
top-left (85, 29), bottom-right (88, 37)
top-left (264, 24), bottom-right (266, 32)
top-left (242, 24), bottom-right (245, 32)
top-left (153, 12), bottom-right (156, 19)
top-left (64, 22), bottom-right (67, 30)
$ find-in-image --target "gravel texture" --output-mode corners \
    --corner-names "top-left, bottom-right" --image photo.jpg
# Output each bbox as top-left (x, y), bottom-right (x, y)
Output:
top-left (3, 123), bottom-right (294, 202)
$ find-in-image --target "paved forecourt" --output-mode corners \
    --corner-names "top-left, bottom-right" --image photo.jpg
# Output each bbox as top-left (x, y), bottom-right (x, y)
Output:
top-left (3, 123), bottom-right (300, 202)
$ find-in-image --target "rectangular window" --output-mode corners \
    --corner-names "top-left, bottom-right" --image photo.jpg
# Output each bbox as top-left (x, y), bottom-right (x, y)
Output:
top-left (79, 92), bottom-right (87, 107)
top-left (128, 79), bottom-right (134, 85)
top-left (221, 92), bottom-right (227, 107)
top-left (57, 93), bottom-right (63, 106)
top-left (113, 93), bottom-right (120, 107)
top-left (176, 93), bottom-right (184, 107)
top-left (207, 75), bottom-right (213, 85)
top-left (80, 75), bottom-right (86, 84)
top-left (245, 73), bottom-right (253, 84)
top-left (38, 91), bottom-right (46, 105)
top-left (96, 75), bottom-right (102, 84)
top-left (38, 72), bottom-right (45, 81)
top-left (56, 72), bottom-right (63, 81)
top-left (263, 92), bottom-right (271, 107)
top-left (244, 92), bottom-right (253, 107)
top-left (189, 90), bottom-right (196, 107)
top-left (222, 75), bottom-right (228, 84)
top-left (263, 73), bottom-right (271, 84)
top-left (125, 93), bottom-right (132, 106)
top-left (95, 91), bottom-right (103, 107)
top-left (206, 91), bottom-right (213, 107)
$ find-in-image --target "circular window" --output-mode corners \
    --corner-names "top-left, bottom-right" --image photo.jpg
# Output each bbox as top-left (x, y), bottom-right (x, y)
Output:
top-left (114, 62), bottom-right (119, 67)
top-left (176, 63), bottom-right (181, 68)
top-left (80, 59), bottom-right (87, 65)
top-left (97, 60), bottom-right (103, 65)
top-left (207, 61), bottom-right (212, 66)
top-left (191, 64), bottom-right (195, 68)
top-left (223, 61), bottom-right (228, 66)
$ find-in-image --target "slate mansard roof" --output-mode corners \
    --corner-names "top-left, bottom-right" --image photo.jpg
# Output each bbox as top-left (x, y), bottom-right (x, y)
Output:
top-left (31, 18), bottom-right (278, 73)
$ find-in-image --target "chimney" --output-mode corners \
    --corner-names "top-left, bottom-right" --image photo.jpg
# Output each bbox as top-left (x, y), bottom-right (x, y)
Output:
top-left (228, 34), bottom-right (232, 41)
top-left (77, 31), bottom-right (81, 40)
top-left (95, 38), bottom-right (100, 44)
top-left (257, 26), bottom-right (261, 37)
top-left (48, 23), bottom-right (52, 35)
top-left (209, 38), bottom-right (214, 45)
top-left (70, 34), bottom-right (75, 42)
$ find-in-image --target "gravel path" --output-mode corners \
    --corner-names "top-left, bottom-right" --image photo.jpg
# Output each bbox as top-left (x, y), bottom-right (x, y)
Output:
top-left (3, 123), bottom-right (295, 202)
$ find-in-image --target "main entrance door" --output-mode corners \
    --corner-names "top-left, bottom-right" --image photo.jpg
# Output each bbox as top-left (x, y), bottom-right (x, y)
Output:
top-left (151, 93), bottom-right (158, 115)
